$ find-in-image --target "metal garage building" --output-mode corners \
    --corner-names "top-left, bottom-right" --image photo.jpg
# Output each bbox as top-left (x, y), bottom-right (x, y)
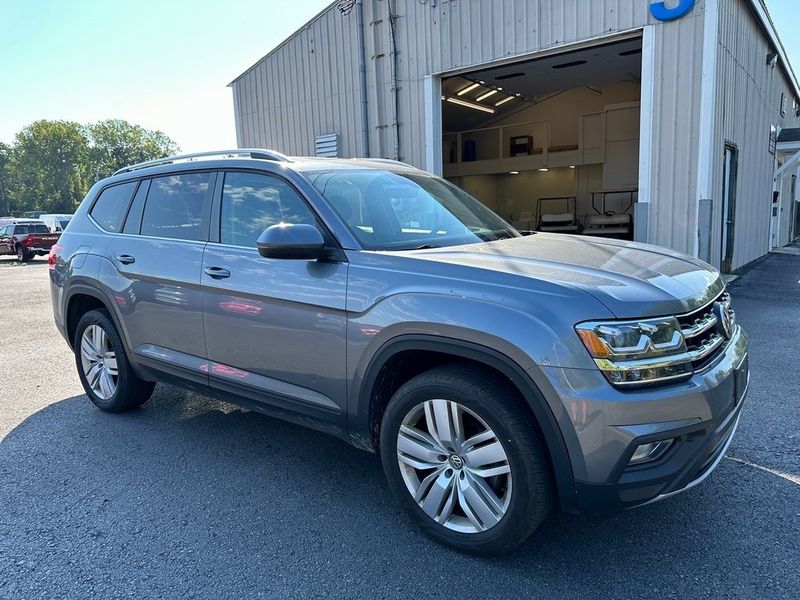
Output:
top-left (229, 0), bottom-right (800, 272)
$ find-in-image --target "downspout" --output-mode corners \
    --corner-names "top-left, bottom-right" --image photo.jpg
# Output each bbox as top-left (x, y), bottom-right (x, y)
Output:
top-left (355, 0), bottom-right (370, 157)
top-left (388, 0), bottom-right (401, 161)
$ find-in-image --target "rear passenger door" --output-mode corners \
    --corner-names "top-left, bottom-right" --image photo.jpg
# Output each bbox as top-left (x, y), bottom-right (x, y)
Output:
top-left (201, 170), bottom-right (349, 420)
top-left (104, 172), bottom-right (215, 384)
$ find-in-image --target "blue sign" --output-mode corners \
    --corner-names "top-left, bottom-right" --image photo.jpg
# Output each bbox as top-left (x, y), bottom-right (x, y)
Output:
top-left (650, 0), bottom-right (696, 22)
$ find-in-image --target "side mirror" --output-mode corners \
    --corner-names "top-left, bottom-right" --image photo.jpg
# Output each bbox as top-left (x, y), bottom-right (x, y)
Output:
top-left (256, 223), bottom-right (326, 260)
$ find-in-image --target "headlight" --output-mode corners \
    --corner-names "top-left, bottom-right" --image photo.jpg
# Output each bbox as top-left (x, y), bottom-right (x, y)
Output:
top-left (575, 317), bottom-right (693, 386)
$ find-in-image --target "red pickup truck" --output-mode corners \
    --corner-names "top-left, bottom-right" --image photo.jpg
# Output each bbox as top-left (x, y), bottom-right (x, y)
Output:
top-left (0, 220), bottom-right (61, 262)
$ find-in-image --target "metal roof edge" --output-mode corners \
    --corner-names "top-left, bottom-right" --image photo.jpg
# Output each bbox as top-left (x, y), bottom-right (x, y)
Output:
top-left (747, 0), bottom-right (800, 101)
top-left (227, 0), bottom-right (339, 87)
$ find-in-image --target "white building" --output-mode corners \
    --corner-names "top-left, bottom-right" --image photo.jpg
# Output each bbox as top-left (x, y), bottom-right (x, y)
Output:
top-left (230, 0), bottom-right (800, 272)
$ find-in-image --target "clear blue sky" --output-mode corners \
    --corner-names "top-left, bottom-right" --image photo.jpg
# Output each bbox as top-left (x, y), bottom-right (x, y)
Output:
top-left (1, 0), bottom-right (799, 153)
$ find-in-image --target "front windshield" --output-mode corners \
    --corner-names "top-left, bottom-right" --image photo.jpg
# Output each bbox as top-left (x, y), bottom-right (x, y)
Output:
top-left (306, 169), bottom-right (519, 251)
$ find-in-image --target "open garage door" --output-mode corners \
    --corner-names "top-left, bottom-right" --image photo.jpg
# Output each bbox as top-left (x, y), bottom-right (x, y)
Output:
top-left (439, 37), bottom-right (643, 240)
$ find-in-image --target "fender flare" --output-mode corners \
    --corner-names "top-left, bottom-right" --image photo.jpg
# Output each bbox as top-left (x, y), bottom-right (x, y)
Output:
top-left (63, 283), bottom-right (131, 352)
top-left (351, 335), bottom-right (579, 513)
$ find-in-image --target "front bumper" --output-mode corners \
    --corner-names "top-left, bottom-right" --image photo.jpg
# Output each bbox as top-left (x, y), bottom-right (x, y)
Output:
top-left (536, 325), bottom-right (749, 518)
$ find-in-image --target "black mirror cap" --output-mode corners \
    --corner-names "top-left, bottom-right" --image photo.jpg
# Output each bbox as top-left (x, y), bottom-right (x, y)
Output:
top-left (256, 223), bottom-right (327, 260)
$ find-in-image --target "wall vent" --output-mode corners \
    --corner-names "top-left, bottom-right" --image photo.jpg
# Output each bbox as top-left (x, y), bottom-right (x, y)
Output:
top-left (315, 133), bottom-right (339, 157)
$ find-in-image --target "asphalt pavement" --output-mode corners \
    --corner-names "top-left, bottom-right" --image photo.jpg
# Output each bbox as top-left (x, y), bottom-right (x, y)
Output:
top-left (0, 251), bottom-right (798, 599)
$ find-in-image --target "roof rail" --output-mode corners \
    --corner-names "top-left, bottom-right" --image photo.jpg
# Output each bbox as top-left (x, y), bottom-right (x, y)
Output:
top-left (112, 148), bottom-right (291, 175)
top-left (357, 158), bottom-right (420, 170)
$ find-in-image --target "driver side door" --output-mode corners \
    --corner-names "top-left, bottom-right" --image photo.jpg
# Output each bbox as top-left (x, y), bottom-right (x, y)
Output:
top-left (201, 170), bottom-right (349, 425)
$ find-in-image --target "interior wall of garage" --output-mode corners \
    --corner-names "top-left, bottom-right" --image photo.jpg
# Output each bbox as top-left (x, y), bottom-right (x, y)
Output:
top-left (446, 82), bottom-right (640, 224)
top-left (708, 0), bottom-right (800, 270)
top-left (230, 0), bottom-right (720, 257)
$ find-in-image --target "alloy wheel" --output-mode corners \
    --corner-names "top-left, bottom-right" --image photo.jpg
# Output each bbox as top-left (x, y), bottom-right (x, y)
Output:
top-left (396, 399), bottom-right (512, 533)
top-left (80, 324), bottom-right (118, 400)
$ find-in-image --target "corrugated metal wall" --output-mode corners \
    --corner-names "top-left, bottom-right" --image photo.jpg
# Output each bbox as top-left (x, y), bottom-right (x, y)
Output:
top-left (642, 8), bottom-right (706, 256)
top-left (230, 0), bottom-right (795, 262)
top-left (710, 0), bottom-right (800, 269)
top-left (232, 0), bottom-right (657, 165)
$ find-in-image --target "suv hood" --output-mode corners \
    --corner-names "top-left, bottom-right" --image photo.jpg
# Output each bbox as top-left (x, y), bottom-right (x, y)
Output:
top-left (409, 233), bottom-right (724, 319)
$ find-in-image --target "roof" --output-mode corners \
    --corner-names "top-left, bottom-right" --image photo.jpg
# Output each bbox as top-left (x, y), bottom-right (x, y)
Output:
top-left (228, 0), bottom-right (800, 102)
top-left (777, 128), bottom-right (800, 143)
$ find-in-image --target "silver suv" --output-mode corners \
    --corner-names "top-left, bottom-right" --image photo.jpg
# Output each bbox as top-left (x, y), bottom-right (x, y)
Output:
top-left (50, 149), bottom-right (749, 554)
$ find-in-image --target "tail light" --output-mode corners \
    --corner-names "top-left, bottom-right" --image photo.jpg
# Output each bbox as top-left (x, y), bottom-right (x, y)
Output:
top-left (48, 244), bottom-right (63, 272)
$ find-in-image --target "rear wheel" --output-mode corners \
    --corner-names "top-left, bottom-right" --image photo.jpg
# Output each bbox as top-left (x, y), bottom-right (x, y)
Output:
top-left (16, 246), bottom-right (29, 262)
top-left (380, 364), bottom-right (554, 554)
top-left (74, 309), bottom-right (154, 412)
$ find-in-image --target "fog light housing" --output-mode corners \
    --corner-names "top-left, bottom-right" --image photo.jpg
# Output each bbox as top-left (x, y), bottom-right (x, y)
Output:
top-left (629, 440), bottom-right (673, 465)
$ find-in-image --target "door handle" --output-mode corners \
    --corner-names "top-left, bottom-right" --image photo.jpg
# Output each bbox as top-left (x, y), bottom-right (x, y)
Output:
top-left (116, 254), bottom-right (136, 265)
top-left (204, 266), bottom-right (231, 279)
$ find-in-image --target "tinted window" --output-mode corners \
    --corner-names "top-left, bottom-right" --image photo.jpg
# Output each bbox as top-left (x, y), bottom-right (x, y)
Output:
top-left (220, 172), bottom-right (318, 247)
top-left (141, 173), bottom-right (211, 241)
top-left (15, 223), bottom-right (50, 235)
top-left (91, 182), bottom-right (137, 232)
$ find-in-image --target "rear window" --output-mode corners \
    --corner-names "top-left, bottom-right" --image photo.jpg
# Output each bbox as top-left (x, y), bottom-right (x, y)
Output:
top-left (15, 223), bottom-right (50, 234)
top-left (91, 182), bottom-right (137, 232)
top-left (140, 173), bottom-right (211, 241)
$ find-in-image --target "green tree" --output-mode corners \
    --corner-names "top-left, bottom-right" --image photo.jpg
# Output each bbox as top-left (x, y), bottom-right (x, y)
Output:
top-left (87, 119), bottom-right (180, 180)
top-left (7, 120), bottom-right (90, 214)
top-left (0, 142), bottom-right (10, 216)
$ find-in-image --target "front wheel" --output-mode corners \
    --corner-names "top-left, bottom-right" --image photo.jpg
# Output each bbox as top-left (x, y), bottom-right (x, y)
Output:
top-left (74, 309), bottom-right (155, 412)
top-left (380, 364), bottom-right (554, 554)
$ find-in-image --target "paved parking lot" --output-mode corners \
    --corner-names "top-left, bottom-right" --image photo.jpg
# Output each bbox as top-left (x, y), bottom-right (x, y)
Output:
top-left (0, 252), bottom-right (798, 599)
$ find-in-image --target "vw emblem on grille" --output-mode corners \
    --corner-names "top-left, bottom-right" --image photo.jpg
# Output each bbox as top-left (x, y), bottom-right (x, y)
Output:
top-left (714, 302), bottom-right (733, 339)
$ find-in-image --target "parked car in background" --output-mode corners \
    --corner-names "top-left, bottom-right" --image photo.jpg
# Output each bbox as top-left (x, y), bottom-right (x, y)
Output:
top-left (22, 211), bottom-right (45, 219)
top-left (49, 149), bottom-right (749, 554)
top-left (0, 220), bottom-right (61, 262)
top-left (39, 214), bottom-right (73, 233)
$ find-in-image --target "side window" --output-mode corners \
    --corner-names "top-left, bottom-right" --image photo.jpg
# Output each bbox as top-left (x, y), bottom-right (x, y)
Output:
top-left (140, 173), bottom-right (212, 241)
top-left (90, 182), bottom-right (137, 232)
top-left (220, 172), bottom-right (319, 247)
top-left (0, 226), bottom-right (9, 237)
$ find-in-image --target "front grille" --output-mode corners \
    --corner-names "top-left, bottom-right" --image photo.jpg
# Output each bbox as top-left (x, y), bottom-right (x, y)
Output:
top-left (677, 291), bottom-right (734, 372)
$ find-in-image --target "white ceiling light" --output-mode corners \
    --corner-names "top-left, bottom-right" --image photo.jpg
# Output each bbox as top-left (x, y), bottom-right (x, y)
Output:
top-left (509, 171), bottom-right (520, 175)
top-left (445, 97), bottom-right (495, 114)
top-left (495, 96), bottom-right (515, 107)
top-left (538, 168), bottom-right (549, 172)
top-left (457, 82), bottom-right (480, 96)
top-left (476, 89), bottom-right (498, 102)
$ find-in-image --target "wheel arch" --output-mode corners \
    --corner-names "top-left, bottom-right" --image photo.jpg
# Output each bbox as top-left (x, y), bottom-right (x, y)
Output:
top-left (64, 284), bottom-right (130, 352)
top-left (351, 335), bottom-right (579, 513)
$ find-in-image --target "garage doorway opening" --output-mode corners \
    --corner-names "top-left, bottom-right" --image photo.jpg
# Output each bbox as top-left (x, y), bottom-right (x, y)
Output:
top-left (439, 38), bottom-right (642, 240)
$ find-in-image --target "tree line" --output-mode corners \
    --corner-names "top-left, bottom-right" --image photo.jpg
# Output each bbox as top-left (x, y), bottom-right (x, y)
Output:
top-left (0, 119), bottom-right (179, 216)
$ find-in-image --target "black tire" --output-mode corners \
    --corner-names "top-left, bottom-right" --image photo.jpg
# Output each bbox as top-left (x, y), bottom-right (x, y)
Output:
top-left (16, 246), bottom-right (29, 262)
top-left (380, 364), bottom-right (555, 555)
top-left (74, 309), bottom-right (155, 412)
